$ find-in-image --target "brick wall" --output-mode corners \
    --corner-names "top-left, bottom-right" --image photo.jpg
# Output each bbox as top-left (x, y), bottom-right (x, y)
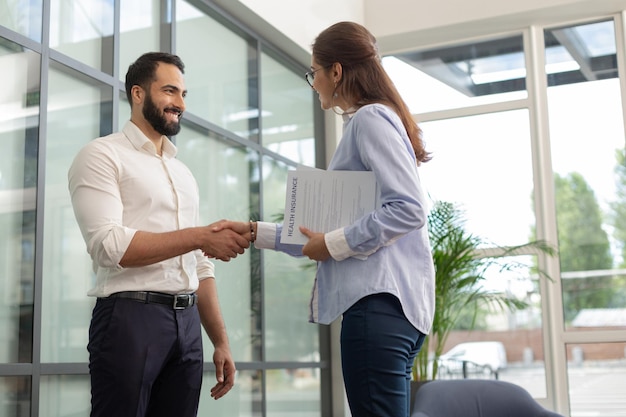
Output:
top-left (440, 328), bottom-right (626, 363)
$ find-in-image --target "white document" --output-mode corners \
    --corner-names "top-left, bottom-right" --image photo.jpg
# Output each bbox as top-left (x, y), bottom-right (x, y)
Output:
top-left (280, 169), bottom-right (379, 245)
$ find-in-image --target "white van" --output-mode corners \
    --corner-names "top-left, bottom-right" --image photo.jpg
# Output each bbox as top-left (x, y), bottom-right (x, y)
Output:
top-left (438, 341), bottom-right (507, 377)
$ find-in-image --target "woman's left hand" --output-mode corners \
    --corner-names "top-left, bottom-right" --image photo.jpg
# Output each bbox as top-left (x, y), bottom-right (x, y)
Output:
top-left (300, 226), bottom-right (331, 261)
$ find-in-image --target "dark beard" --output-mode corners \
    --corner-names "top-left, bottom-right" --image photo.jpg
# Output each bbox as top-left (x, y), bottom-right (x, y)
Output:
top-left (143, 93), bottom-right (182, 137)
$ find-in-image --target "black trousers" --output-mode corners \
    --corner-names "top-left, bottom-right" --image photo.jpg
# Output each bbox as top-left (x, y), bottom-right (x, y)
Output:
top-left (88, 297), bottom-right (204, 417)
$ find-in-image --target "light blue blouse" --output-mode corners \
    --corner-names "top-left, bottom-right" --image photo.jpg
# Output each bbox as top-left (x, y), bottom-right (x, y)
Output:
top-left (255, 103), bottom-right (435, 334)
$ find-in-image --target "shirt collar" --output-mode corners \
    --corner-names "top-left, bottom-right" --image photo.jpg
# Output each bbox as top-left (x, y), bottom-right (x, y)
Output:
top-left (341, 106), bottom-right (359, 122)
top-left (122, 120), bottom-right (178, 158)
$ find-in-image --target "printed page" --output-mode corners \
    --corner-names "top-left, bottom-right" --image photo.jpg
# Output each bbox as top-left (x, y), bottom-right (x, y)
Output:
top-left (280, 169), bottom-right (378, 245)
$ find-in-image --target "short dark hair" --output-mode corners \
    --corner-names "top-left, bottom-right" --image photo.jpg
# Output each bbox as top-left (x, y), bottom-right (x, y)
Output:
top-left (125, 52), bottom-right (185, 104)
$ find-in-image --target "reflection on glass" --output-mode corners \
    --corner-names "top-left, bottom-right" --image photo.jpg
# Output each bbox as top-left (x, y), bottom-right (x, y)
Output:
top-left (261, 156), bottom-right (318, 362)
top-left (266, 368), bottom-right (320, 416)
top-left (176, 0), bottom-right (255, 139)
top-left (41, 63), bottom-right (112, 362)
top-left (119, 0), bottom-right (162, 79)
top-left (0, 41), bottom-right (40, 364)
top-left (545, 20), bottom-right (626, 329)
top-left (176, 125), bottom-right (258, 362)
top-left (49, 0), bottom-right (114, 73)
top-left (385, 35), bottom-right (527, 113)
top-left (0, 376), bottom-right (31, 417)
top-left (419, 110), bottom-right (535, 247)
top-left (198, 370), bottom-right (260, 416)
top-left (40, 375), bottom-right (90, 417)
top-left (566, 342), bottom-right (626, 416)
top-left (0, 0), bottom-right (43, 41)
top-left (261, 51), bottom-right (315, 166)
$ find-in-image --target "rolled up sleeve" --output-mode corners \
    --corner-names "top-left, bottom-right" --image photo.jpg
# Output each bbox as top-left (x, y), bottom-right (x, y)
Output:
top-left (68, 142), bottom-right (136, 269)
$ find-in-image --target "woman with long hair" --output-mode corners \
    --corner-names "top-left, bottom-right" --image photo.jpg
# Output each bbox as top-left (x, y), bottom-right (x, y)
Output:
top-left (223, 21), bottom-right (435, 416)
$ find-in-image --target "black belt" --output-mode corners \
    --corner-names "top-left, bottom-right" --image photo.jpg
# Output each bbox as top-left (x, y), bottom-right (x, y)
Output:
top-left (108, 291), bottom-right (197, 310)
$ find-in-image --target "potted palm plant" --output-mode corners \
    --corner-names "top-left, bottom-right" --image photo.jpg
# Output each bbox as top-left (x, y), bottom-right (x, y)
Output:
top-left (413, 200), bottom-right (555, 382)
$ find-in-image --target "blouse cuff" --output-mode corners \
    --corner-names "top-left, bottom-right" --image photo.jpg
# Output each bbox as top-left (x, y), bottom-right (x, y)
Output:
top-left (254, 221), bottom-right (277, 250)
top-left (325, 228), bottom-right (353, 261)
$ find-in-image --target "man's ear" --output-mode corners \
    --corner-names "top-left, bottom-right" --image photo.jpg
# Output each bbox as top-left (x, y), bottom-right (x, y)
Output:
top-left (131, 85), bottom-right (144, 104)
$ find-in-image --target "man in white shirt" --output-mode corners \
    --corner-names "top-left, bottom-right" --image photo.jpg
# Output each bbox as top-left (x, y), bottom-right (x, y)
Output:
top-left (68, 52), bottom-right (249, 417)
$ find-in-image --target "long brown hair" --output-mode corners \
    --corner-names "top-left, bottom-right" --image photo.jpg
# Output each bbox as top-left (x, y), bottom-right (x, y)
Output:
top-left (312, 21), bottom-right (430, 164)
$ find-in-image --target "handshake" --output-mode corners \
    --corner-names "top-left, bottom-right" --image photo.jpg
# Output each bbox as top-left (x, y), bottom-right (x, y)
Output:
top-left (199, 220), bottom-right (257, 262)
top-left (199, 220), bottom-right (332, 262)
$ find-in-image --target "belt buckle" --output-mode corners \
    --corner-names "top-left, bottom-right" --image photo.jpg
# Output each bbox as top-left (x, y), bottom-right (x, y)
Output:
top-left (173, 294), bottom-right (190, 310)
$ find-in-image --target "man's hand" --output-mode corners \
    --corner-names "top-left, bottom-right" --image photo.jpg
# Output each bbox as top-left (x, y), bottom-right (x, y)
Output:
top-left (300, 226), bottom-right (331, 261)
top-left (211, 220), bottom-right (254, 242)
top-left (200, 220), bottom-right (250, 261)
top-left (210, 344), bottom-right (236, 400)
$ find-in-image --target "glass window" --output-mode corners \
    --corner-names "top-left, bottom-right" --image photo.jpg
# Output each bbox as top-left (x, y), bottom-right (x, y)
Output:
top-left (261, 156), bottom-right (318, 361)
top-left (49, 0), bottom-right (115, 74)
top-left (441, 255), bottom-right (548, 397)
top-left (40, 375), bottom-right (90, 417)
top-left (176, 0), bottom-right (256, 140)
top-left (545, 20), bottom-right (626, 329)
top-left (266, 368), bottom-right (321, 416)
top-left (384, 35), bottom-right (527, 114)
top-left (41, 62), bottom-right (113, 362)
top-left (0, 376), bottom-right (31, 416)
top-left (0, 0), bottom-right (43, 41)
top-left (566, 342), bottom-right (626, 416)
top-left (546, 20), bottom-right (617, 87)
top-left (176, 125), bottom-right (258, 362)
top-left (260, 50), bottom-right (315, 166)
top-left (0, 40), bottom-right (40, 364)
top-left (437, 248), bottom-right (547, 398)
top-left (197, 370), bottom-right (260, 416)
top-left (419, 109), bottom-right (535, 247)
top-left (119, 0), bottom-right (164, 78)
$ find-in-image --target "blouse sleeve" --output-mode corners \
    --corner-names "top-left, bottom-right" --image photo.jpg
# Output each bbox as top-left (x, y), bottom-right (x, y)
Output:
top-left (331, 105), bottom-right (428, 260)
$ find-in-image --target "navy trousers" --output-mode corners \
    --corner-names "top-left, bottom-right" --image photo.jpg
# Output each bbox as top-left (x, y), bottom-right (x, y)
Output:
top-left (341, 293), bottom-right (426, 417)
top-left (88, 297), bottom-right (204, 417)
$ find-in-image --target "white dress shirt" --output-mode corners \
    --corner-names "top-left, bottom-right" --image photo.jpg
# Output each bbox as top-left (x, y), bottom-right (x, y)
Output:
top-left (68, 121), bottom-right (214, 297)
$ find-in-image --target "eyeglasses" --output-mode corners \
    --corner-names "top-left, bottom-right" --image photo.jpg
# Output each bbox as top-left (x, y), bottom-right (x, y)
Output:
top-left (305, 65), bottom-right (330, 87)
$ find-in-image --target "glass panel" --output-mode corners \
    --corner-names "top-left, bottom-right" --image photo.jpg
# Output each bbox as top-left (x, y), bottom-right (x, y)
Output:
top-left (266, 368), bottom-right (321, 416)
top-left (260, 50), bottom-right (315, 166)
top-left (566, 342), bottom-right (626, 417)
top-left (49, 0), bottom-right (114, 74)
top-left (198, 370), bottom-right (260, 416)
top-left (39, 375), bottom-right (90, 417)
top-left (385, 35), bottom-right (527, 114)
top-left (441, 255), bottom-right (548, 397)
top-left (0, 0), bottom-right (43, 41)
top-left (119, 0), bottom-right (163, 78)
top-left (546, 20), bottom-right (617, 87)
top-left (0, 376), bottom-right (31, 417)
top-left (261, 156), bottom-right (318, 361)
top-left (176, 0), bottom-right (256, 140)
top-left (0, 41), bottom-right (39, 363)
top-left (545, 20), bottom-right (626, 328)
top-left (118, 92), bottom-right (128, 131)
top-left (176, 125), bottom-right (258, 362)
top-left (41, 62), bottom-right (112, 362)
top-left (419, 110), bottom-right (535, 246)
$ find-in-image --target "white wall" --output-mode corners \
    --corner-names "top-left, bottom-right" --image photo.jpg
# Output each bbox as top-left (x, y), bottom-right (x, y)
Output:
top-left (365, 0), bottom-right (626, 53)
top-left (223, 0), bottom-right (626, 58)
top-left (238, 0), bottom-right (365, 53)
top-left (210, 0), bottom-right (364, 65)
top-left (365, 0), bottom-right (590, 36)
